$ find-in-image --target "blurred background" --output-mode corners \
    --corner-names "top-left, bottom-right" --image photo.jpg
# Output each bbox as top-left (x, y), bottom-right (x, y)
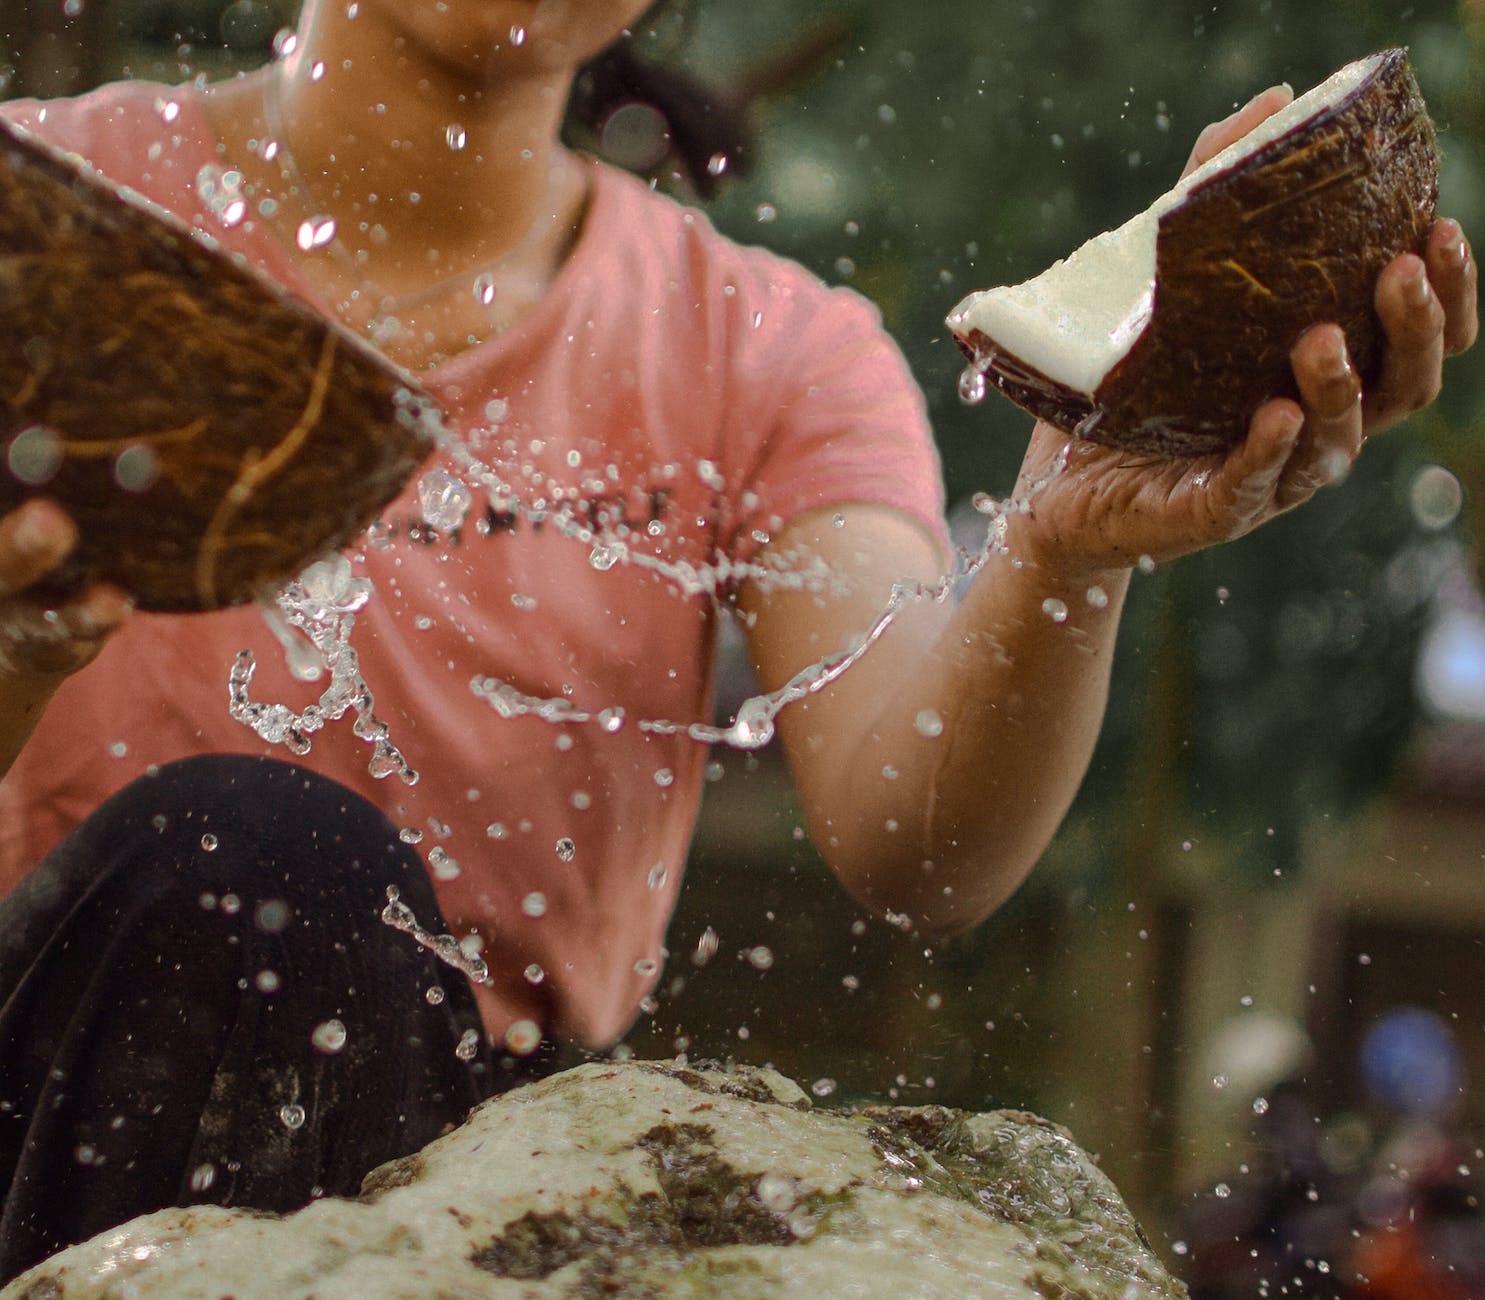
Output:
top-left (6, 0), bottom-right (1485, 1293)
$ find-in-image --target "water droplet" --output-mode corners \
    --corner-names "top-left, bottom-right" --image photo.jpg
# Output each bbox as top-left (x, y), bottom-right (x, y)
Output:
top-left (647, 861), bottom-right (668, 891)
top-left (1252, 1096), bottom-right (1270, 1116)
top-left (693, 926), bottom-right (719, 965)
top-left (424, 985), bottom-right (445, 1005)
top-left (597, 708), bottom-right (624, 733)
top-left (7, 426), bottom-right (63, 486)
top-left (914, 709), bottom-right (943, 738)
top-left (523, 962), bottom-right (545, 985)
top-left (1042, 597), bottom-right (1069, 624)
top-left (189, 1162), bottom-right (216, 1193)
top-left (1212, 1073), bottom-right (1228, 1090)
top-left (428, 846), bottom-right (461, 881)
top-left (200, 833), bottom-right (219, 852)
top-left (588, 542), bottom-right (623, 571)
top-left (521, 891), bottom-right (547, 918)
top-left (157, 98), bottom-right (181, 124)
top-left (279, 1103), bottom-right (306, 1130)
top-left (508, 24), bottom-right (527, 46)
top-left (811, 1077), bottom-right (837, 1098)
top-left (958, 366), bottom-right (987, 406)
top-left (253, 899), bottom-right (290, 933)
top-left (555, 837), bottom-right (576, 862)
top-left (653, 768), bottom-right (674, 788)
top-left (706, 152), bottom-right (729, 177)
top-left (634, 957), bottom-right (659, 977)
top-left (445, 123), bottom-right (467, 152)
top-left (418, 468), bottom-right (473, 532)
top-left (728, 697), bottom-right (775, 750)
top-left (113, 443), bottom-right (159, 493)
top-left (1086, 585), bottom-right (1109, 609)
top-left (454, 1027), bottom-right (480, 1061)
top-left (272, 27), bottom-right (297, 57)
top-left (505, 1019), bottom-right (541, 1055)
top-left (1410, 464), bottom-right (1464, 531)
top-left (756, 203), bottom-right (778, 223)
top-left (473, 273), bottom-right (496, 306)
top-left (1137, 554), bottom-right (1157, 575)
top-left (255, 969), bottom-right (280, 993)
top-left (1213, 1182), bottom-right (1231, 1199)
top-left (311, 1019), bottom-right (347, 1054)
top-left (296, 215), bottom-right (337, 251)
top-left (399, 826), bottom-right (424, 844)
top-left (757, 1171), bottom-right (796, 1212)
top-left (746, 945), bottom-right (774, 971)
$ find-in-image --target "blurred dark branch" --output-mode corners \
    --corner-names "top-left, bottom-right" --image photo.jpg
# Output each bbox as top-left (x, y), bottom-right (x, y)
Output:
top-left (571, 15), bottom-right (852, 200)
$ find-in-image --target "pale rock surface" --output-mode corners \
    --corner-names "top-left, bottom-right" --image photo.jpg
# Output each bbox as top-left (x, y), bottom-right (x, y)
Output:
top-left (4, 1059), bottom-right (1188, 1298)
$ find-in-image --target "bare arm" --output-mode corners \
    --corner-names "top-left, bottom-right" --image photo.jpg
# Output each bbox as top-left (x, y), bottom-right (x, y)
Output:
top-left (740, 503), bottom-right (1130, 934)
top-left (0, 500), bottom-right (131, 778)
top-left (740, 91), bottom-right (1477, 939)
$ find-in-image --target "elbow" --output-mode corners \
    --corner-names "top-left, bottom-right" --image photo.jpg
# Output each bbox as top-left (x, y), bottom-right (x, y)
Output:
top-left (826, 840), bottom-right (1030, 943)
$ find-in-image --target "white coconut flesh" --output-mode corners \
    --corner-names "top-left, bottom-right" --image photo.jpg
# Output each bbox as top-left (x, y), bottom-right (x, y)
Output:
top-left (947, 52), bottom-right (1385, 397)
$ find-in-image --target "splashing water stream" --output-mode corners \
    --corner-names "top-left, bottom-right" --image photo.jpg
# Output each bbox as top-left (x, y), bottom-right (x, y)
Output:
top-left (463, 445), bottom-right (1066, 750)
top-left (228, 555), bottom-right (418, 784)
top-left (232, 407), bottom-right (1073, 986)
top-left (380, 884), bottom-right (494, 987)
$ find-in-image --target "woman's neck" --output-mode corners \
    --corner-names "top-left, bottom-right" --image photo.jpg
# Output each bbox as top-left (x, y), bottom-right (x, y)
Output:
top-left (274, 2), bottom-right (581, 268)
top-left (201, 8), bottom-right (594, 363)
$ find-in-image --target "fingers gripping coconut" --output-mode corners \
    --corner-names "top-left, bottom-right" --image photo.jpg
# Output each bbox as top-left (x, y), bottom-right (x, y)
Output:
top-left (949, 49), bottom-right (1477, 573)
top-left (0, 499), bottom-right (132, 776)
top-left (0, 500), bottom-right (130, 676)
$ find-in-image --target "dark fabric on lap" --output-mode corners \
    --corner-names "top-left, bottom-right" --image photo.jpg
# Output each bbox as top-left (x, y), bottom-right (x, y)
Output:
top-left (0, 753), bottom-right (549, 1283)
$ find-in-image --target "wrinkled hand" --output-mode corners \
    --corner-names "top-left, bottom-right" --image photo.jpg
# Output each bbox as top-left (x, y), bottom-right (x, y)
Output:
top-left (0, 500), bottom-right (131, 679)
top-left (1016, 86), bottom-right (1479, 576)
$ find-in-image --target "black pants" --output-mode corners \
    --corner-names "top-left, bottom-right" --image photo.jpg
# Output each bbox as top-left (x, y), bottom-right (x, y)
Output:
top-left (0, 754), bottom-right (552, 1283)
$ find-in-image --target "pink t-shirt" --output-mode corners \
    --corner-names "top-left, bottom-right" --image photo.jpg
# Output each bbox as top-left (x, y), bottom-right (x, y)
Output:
top-left (0, 81), bottom-right (946, 1048)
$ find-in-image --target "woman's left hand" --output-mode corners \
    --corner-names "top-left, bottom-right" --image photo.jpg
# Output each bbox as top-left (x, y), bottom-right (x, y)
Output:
top-left (1010, 87), bottom-right (1478, 578)
top-left (1014, 215), bottom-right (1476, 575)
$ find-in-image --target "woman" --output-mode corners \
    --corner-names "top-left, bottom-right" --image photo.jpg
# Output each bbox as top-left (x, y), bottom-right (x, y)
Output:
top-left (0, 0), bottom-right (1475, 1275)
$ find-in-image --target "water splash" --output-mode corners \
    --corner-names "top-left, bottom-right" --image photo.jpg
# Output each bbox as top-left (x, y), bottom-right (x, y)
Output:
top-left (229, 556), bottom-right (418, 783)
top-left (419, 469), bottom-right (474, 532)
top-left (460, 448), bottom-right (1076, 752)
top-left (380, 884), bottom-right (494, 987)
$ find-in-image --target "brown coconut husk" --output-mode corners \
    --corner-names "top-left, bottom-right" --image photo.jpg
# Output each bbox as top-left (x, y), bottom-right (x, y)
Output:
top-left (952, 48), bottom-right (1439, 457)
top-left (0, 114), bottom-right (441, 612)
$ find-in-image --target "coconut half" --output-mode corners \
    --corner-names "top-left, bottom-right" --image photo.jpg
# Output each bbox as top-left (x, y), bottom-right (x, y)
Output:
top-left (0, 116), bottom-right (441, 613)
top-left (946, 48), bottom-right (1439, 457)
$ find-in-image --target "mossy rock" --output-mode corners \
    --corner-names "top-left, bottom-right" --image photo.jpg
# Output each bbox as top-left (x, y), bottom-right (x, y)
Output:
top-left (5, 1058), bottom-right (1187, 1298)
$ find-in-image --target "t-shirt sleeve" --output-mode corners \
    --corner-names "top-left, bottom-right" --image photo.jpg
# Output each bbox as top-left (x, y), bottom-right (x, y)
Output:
top-left (716, 250), bottom-right (950, 568)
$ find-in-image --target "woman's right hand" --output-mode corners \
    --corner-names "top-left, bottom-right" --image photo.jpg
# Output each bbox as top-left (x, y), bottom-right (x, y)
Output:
top-left (0, 499), bottom-right (131, 680)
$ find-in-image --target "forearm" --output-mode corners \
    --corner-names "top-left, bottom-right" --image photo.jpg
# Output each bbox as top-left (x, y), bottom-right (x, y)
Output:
top-left (789, 518), bottom-right (1131, 936)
